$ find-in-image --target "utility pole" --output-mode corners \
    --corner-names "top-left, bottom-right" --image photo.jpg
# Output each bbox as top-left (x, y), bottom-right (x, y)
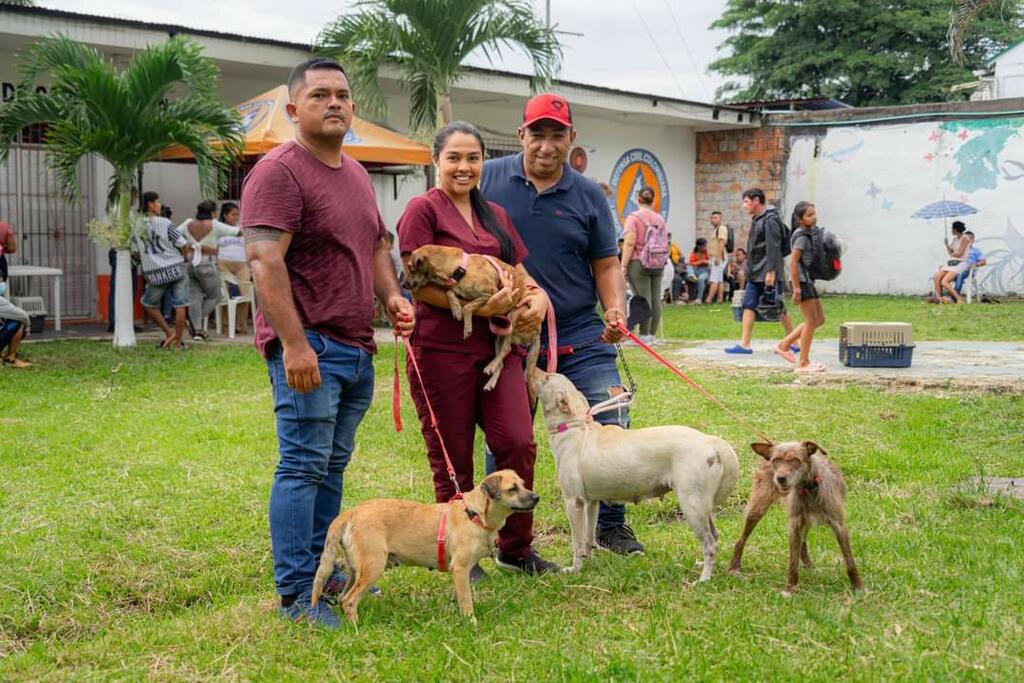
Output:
top-left (546, 0), bottom-right (551, 28)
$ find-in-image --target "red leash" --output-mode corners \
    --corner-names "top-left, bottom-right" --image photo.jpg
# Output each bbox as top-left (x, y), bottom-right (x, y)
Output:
top-left (614, 322), bottom-right (775, 444)
top-left (394, 334), bottom-right (463, 495)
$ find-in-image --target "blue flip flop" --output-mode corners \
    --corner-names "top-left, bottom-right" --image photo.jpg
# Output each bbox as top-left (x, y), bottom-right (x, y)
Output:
top-left (791, 345), bottom-right (801, 353)
top-left (724, 344), bottom-right (754, 355)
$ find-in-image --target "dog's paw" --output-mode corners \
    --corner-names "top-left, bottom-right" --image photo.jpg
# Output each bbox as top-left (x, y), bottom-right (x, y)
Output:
top-left (781, 589), bottom-right (795, 599)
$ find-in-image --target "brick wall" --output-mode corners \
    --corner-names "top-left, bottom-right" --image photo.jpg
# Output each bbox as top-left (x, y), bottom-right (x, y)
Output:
top-left (693, 127), bottom-right (786, 252)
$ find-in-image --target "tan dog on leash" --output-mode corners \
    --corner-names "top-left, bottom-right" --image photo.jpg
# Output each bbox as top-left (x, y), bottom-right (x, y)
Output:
top-left (728, 441), bottom-right (864, 597)
top-left (310, 470), bottom-right (538, 624)
top-left (405, 244), bottom-right (541, 392)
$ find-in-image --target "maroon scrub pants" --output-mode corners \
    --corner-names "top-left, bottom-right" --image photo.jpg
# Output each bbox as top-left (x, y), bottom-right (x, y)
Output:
top-left (408, 346), bottom-right (536, 559)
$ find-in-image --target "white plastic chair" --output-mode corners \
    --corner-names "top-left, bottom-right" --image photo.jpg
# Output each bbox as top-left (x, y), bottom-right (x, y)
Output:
top-left (214, 276), bottom-right (252, 339)
top-left (965, 265), bottom-right (985, 304)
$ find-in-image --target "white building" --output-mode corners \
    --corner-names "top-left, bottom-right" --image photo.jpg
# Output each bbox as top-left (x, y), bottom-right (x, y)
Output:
top-left (0, 4), bottom-right (755, 322)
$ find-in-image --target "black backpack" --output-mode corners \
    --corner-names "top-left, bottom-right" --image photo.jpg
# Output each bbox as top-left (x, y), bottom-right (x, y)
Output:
top-left (778, 218), bottom-right (792, 258)
top-left (804, 226), bottom-right (843, 281)
top-left (724, 225), bottom-right (735, 254)
top-left (763, 209), bottom-right (791, 257)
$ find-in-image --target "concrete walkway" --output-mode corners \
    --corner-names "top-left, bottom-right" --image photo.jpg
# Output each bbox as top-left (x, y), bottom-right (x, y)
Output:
top-left (665, 338), bottom-right (1024, 386)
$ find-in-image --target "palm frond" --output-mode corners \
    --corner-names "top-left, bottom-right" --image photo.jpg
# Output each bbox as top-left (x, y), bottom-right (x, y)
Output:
top-left (16, 34), bottom-right (106, 90)
top-left (316, 0), bottom-right (561, 131)
top-left (456, 0), bottom-right (561, 87)
top-left (407, 70), bottom-right (439, 133)
top-left (317, 7), bottom-right (406, 122)
top-left (0, 92), bottom-right (61, 163)
top-left (949, 0), bottom-right (997, 65)
top-left (0, 34), bottom-right (240, 239)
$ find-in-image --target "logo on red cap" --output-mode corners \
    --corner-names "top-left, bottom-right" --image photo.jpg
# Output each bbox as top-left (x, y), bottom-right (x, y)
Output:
top-left (522, 93), bottom-right (572, 128)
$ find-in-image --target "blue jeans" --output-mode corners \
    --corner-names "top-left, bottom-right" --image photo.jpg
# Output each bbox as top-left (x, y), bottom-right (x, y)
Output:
top-left (686, 265), bottom-right (710, 302)
top-left (266, 330), bottom-right (375, 597)
top-left (485, 342), bottom-right (630, 531)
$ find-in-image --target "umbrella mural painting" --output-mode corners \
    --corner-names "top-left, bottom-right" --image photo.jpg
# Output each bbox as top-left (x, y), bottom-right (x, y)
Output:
top-left (911, 199), bottom-right (979, 239)
top-left (911, 199), bottom-right (979, 220)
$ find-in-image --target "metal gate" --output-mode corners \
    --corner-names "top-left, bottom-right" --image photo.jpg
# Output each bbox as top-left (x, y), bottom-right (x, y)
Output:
top-left (0, 130), bottom-right (96, 319)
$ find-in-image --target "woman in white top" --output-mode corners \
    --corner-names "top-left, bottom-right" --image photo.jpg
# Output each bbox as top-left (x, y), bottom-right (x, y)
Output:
top-left (932, 221), bottom-right (970, 303)
top-left (216, 202), bottom-right (251, 334)
top-left (179, 199), bottom-right (240, 339)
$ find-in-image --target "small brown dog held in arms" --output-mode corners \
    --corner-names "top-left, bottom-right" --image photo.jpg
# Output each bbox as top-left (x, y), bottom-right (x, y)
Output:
top-left (728, 441), bottom-right (864, 597)
top-left (404, 244), bottom-right (541, 392)
top-left (310, 470), bottom-right (538, 625)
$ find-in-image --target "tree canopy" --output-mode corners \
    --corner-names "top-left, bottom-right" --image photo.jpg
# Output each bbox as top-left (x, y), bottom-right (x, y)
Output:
top-left (317, 0), bottom-right (561, 132)
top-left (710, 0), bottom-right (1024, 106)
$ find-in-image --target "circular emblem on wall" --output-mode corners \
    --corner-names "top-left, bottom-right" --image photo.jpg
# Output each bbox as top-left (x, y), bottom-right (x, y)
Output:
top-left (609, 148), bottom-right (670, 222)
top-left (569, 146), bottom-right (588, 173)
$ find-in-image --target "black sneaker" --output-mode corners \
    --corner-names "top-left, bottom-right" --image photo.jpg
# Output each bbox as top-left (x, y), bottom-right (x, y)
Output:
top-left (495, 549), bottom-right (561, 575)
top-left (596, 525), bottom-right (645, 555)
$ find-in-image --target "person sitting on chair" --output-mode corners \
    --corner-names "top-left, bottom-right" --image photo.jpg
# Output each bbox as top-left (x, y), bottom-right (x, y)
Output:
top-left (954, 231), bottom-right (986, 297)
top-left (932, 221), bottom-right (970, 303)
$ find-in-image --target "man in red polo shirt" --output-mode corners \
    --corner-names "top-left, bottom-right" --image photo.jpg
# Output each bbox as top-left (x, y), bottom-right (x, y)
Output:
top-left (243, 58), bottom-right (414, 627)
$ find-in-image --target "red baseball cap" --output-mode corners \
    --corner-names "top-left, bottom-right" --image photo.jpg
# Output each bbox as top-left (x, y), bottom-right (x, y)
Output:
top-left (522, 93), bottom-right (573, 129)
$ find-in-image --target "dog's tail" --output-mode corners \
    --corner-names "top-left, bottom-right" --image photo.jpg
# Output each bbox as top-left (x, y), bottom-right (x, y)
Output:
top-left (712, 438), bottom-right (741, 507)
top-left (310, 511), bottom-right (351, 607)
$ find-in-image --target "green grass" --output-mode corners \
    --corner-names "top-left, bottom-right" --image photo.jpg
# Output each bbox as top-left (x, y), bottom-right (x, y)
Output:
top-left (2, 339), bottom-right (1023, 680)
top-left (660, 294), bottom-right (1024, 341)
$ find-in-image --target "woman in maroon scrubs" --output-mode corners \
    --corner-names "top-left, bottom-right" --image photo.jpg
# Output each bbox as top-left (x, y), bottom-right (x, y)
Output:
top-left (398, 121), bottom-right (559, 576)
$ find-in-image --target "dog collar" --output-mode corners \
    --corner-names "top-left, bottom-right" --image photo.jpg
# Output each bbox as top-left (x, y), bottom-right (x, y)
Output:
top-left (798, 473), bottom-right (822, 496)
top-left (550, 418), bottom-right (590, 434)
top-left (464, 505), bottom-right (495, 531)
top-left (444, 252), bottom-right (470, 287)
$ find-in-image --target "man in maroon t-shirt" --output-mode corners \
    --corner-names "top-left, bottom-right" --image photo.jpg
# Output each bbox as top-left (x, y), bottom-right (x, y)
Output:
top-left (242, 58), bottom-right (413, 627)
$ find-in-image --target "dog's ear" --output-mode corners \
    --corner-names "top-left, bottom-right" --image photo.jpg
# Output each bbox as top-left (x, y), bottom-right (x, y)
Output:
top-left (409, 252), bottom-right (423, 272)
top-left (556, 390), bottom-right (572, 415)
top-left (480, 475), bottom-right (501, 500)
top-left (802, 440), bottom-right (827, 457)
top-left (750, 442), bottom-right (773, 459)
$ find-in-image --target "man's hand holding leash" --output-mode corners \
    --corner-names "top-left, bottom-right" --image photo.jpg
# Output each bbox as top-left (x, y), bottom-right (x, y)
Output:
top-left (387, 296), bottom-right (415, 337)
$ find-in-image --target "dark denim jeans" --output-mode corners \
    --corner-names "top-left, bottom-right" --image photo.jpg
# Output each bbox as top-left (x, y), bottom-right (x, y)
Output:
top-left (266, 330), bottom-right (374, 597)
top-left (485, 342), bottom-right (630, 531)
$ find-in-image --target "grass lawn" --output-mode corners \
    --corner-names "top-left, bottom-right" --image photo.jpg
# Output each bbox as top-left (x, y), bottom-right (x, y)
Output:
top-left (2, 338), bottom-right (1023, 680)
top-left (659, 294), bottom-right (1024, 341)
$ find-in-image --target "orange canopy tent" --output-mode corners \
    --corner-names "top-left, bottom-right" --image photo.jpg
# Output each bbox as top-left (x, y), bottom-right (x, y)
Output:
top-left (158, 85), bottom-right (431, 166)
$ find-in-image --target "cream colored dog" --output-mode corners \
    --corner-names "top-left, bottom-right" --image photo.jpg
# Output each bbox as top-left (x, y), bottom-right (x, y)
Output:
top-left (310, 470), bottom-right (537, 624)
top-left (531, 368), bottom-right (739, 580)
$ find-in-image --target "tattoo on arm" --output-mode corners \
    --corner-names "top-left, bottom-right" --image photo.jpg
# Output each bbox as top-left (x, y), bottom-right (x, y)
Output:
top-left (243, 227), bottom-right (284, 245)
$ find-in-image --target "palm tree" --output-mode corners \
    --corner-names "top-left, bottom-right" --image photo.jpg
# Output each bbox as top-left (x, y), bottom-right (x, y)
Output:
top-left (0, 35), bottom-right (242, 347)
top-left (948, 0), bottom-right (1015, 64)
top-left (317, 0), bottom-right (562, 132)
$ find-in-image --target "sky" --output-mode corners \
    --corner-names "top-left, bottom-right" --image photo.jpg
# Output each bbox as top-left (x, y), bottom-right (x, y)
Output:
top-left (42, 0), bottom-right (732, 103)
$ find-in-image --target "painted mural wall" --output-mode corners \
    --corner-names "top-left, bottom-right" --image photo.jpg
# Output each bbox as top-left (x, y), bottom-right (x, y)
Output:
top-left (784, 118), bottom-right (1024, 296)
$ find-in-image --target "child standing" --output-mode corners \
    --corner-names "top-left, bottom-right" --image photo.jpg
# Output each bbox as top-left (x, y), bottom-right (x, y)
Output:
top-left (775, 202), bottom-right (825, 373)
